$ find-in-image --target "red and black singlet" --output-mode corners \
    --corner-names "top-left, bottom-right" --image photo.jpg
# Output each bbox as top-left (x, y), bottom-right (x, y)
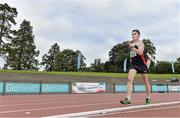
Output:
top-left (130, 45), bottom-right (147, 66)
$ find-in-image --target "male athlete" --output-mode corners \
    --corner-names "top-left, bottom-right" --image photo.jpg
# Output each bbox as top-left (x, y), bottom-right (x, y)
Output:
top-left (120, 29), bottom-right (151, 105)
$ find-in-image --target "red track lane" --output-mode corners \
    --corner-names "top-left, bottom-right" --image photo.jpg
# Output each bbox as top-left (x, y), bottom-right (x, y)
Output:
top-left (0, 93), bottom-right (180, 117)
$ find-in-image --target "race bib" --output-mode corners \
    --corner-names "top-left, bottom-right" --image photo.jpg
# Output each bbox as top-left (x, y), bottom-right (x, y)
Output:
top-left (130, 51), bottom-right (137, 58)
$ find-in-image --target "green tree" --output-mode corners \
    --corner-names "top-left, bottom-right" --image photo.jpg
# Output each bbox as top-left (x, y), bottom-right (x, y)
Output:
top-left (154, 61), bottom-right (172, 74)
top-left (176, 57), bottom-right (180, 63)
top-left (41, 43), bottom-right (61, 71)
top-left (60, 49), bottom-right (86, 71)
top-left (90, 59), bottom-right (104, 72)
top-left (148, 61), bottom-right (156, 73)
top-left (104, 61), bottom-right (111, 72)
top-left (175, 57), bottom-right (180, 73)
top-left (5, 20), bottom-right (39, 70)
top-left (60, 49), bottom-right (76, 71)
top-left (0, 3), bottom-right (18, 60)
top-left (109, 41), bottom-right (129, 72)
top-left (142, 39), bottom-right (156, 59)
top-left (175, 64), bottom-right (180, 74)
top-left (42, 45), bottom-right (86, 72)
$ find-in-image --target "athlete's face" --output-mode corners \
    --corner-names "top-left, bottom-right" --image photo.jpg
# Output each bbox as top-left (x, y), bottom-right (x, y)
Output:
top-left (132, 31), bottom-right (140, 40)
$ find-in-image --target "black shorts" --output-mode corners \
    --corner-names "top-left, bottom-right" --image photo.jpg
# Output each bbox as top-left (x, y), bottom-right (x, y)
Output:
top-left (129, 64), bottom-right (148, 73)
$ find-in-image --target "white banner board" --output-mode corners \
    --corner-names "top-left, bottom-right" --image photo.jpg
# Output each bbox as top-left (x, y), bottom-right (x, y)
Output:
top-left (168, 85), bottom-right (180, 92)
top-left (72, 82), bottom-right (106, 93)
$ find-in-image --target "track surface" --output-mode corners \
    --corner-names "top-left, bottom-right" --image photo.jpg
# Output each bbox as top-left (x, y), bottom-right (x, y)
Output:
top-left (0, 93), bottom-right (180, 117)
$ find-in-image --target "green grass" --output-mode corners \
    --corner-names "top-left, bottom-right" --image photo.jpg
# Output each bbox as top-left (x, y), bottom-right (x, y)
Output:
top-left (0, 69), bottom-right (179, 79)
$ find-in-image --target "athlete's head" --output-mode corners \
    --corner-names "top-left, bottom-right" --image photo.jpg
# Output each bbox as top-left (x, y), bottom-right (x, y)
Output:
top-left (132, 29), bottom-right (140, 40)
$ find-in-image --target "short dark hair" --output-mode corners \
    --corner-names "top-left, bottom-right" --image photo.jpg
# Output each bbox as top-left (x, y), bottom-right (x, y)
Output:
top-left (132, 29), bottom-right (140, 35)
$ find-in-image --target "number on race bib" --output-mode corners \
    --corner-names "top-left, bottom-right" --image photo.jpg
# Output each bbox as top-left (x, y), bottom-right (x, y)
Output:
top-left (130, 51), bottom-right (137, 58)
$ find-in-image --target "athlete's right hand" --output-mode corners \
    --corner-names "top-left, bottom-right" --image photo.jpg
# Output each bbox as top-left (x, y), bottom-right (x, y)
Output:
top-left (128, 43), bottom-right (134, 49)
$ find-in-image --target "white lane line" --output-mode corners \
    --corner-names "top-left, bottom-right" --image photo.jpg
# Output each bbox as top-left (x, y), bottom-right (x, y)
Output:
top-left (0, 97), bottom-right (91, 104)
top-left (0, 94), bottom-right (124, 104)
top-left (0, 98), bottom-right (119, 107)
top-left (98, 105), bottom-right (180, 116)
top-left (0, 101), bottom-right (118, 114)
top-left (44, 101), bottom-right (180, 118)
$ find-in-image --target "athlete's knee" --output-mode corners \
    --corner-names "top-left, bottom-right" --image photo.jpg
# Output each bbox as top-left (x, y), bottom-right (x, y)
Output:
top-left (143, 78), bottom-right (149, 85)
top-left (127, 77), bottom-right (133, 83)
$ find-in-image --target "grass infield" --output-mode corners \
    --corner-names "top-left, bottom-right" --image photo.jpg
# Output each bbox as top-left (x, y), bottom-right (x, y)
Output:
top-left (0, 69), bottom-right (179, 79)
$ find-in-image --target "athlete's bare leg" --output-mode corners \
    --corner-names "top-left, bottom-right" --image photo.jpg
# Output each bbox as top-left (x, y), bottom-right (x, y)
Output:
top-left (142, 74), bottom-right (151, 98)
top-left (126, 69), bottom-right (137, 100)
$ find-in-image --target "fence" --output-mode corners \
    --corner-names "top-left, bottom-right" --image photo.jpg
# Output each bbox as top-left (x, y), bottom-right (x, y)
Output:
top-left (0, 80), bottom-right (70, 95)
top-left (114, 84), bottom-right (180, 93)
top-left (0, 80), bottom-right (180, 95)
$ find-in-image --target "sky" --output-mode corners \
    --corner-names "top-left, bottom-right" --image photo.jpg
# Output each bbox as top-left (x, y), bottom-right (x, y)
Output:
top-left (0, 0), bottom-right (180, 68)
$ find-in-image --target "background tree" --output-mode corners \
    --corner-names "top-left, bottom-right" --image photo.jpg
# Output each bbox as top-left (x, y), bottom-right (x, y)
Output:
top-left (109, 41), bottom-right (129, 72)
top-left (90, 58), bottom-right (104, 72)
top-left (143, 39), bottom-right (156, 60)
top-left (154, 61), bottom-right (172, 74)
top-left (41, 43), bottom-right (61, 71)
top-left (104, 61), bottom-right (112, 72)
top-left (60, 49), bottom-right (86, 71)
top-left (0, 3), bottom-right (18, 60)
top-left (176, 57), bottom-right (180, 63)
top-left (42, 45), bottom-right (86, 72)
top-left (5, 20), bottom-right (39, 70)
top-left (60, 49), bottom-right (76, 71)
top-left (175, 57), bottom-right (180, 73)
